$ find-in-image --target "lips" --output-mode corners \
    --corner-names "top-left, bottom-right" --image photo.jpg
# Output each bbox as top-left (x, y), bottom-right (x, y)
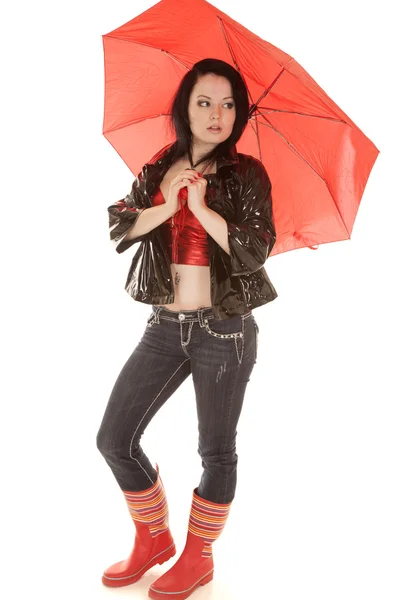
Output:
top-left (208, 126), bottom-right (221, 131)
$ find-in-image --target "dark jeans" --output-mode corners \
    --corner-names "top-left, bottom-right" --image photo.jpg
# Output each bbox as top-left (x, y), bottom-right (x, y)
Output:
top-left (96, 305), bottom-right (259, 504)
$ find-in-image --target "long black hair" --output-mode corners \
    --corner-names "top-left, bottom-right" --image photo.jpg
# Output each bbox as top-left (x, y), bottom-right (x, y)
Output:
top-left (166, 58), bottom-right (250, 170)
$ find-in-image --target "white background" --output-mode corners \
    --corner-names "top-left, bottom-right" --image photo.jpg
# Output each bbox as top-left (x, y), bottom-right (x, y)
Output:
top-left (1, 1), bottom-right (399, 599)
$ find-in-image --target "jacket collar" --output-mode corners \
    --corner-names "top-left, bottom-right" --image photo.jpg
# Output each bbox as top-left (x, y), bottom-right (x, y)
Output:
top-left (216, 144), bottom-right (240, 171)
top-left (149, 141), bottom-right (239, 175)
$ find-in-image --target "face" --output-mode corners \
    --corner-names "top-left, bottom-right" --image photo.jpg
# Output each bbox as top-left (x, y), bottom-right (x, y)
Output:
top-left (188, 73), bottom-right (236, 154)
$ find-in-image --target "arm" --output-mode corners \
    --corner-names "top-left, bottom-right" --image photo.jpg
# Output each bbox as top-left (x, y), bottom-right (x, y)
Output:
top-left (226, 157), bottom-right (276, 276)
top-left (123, 204), bottom-right (174, 241)
top-left (190, 206), bottom-right (230, 255)
top-left (192, 158), bottom-right (276, 275)
top-left (107, 170), bottom-right (173, 254)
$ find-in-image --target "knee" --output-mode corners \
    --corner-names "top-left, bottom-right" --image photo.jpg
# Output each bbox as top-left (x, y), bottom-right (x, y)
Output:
top-left (198, 441), bottom-right (238, 471)
top-left (96, 422), bottom-right (120, 458)
top-left (96, 426), bottom-right (109, 455)
top-left (96, 425), bottom-right (142, 461)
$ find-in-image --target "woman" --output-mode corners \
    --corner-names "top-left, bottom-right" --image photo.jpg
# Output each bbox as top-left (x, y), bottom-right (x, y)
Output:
top-left (97, 58), bottom-right (277, 600)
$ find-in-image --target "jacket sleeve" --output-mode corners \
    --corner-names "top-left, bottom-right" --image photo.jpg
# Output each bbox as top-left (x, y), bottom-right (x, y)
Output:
top-left (107, 170), bottom-right (149, 254)
top-left (227, 157), bottom-right (276, 276)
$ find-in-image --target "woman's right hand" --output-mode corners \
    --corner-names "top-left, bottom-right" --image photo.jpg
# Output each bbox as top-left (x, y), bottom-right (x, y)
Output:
top-left (166, 169), bottom-right (199, 215)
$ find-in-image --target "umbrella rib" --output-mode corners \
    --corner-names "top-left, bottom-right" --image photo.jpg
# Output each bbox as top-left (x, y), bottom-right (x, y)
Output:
top-left (160, 48), bottom-right (191, 71)
top-left (248, 70), bottom-right (286, 121)
top-left (256, 107), bottom-right (346, 123)
top-left (253, 113), bottom-right (262, 161)
top-left (104, 34), bottom-right (193, 72)
top-left (247, 116), bottom-right (263, 162)
top-left (255, 112), bottom-right (326, 180)
top-left (103, 113), bottom-right (171, 135)
top-left (250, 111), bottom-right (350, 236)
top-left (217, 16), bottom-right (257, 111)
top-left (245, 72), bottom-right (287, 161)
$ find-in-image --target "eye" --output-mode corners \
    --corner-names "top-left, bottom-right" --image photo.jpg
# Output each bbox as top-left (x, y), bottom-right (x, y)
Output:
top-left (198, 101), bottom-right (235, 109)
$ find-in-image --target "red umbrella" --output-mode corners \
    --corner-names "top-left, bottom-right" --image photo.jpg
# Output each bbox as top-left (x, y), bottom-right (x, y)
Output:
top-left (102, 0), bottom-right (379, 255)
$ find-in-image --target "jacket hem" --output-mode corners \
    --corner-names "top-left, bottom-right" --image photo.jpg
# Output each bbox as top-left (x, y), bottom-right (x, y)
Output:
top-left (125, 288), bottom-right (175, 304)
top-left (246, 291), bottom-right (278, 311)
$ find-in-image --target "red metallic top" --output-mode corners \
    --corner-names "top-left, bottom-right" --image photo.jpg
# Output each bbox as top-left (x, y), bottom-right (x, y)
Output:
top-left (152, 187), bottom-right (210, 266)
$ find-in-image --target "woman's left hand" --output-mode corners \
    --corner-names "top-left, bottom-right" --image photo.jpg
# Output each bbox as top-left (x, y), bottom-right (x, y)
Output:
top-left (187, 171), bottom-right (208, 213)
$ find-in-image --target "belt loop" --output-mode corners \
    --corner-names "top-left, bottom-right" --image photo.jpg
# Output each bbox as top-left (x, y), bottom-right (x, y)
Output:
top-left (154, 306), bottom-right (161, 324)
top-left (198, 307), bottom-right (206, 328)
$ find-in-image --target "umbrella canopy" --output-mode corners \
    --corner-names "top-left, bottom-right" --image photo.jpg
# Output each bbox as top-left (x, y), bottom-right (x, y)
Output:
top-left (102, 0), bottom-right (379, 254)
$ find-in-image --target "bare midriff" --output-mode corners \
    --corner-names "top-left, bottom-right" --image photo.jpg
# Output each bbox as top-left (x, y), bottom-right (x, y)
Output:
top-left (157, 158), bottom-right (216, 311)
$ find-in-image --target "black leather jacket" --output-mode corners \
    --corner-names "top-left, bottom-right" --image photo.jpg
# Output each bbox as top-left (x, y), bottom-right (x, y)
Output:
top-left (108, 142), bottom-right (278, 320)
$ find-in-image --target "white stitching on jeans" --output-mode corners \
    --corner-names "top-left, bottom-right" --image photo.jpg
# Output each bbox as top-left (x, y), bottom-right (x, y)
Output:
top-left (253, 318), bottom-right (259, 362)
top-left (129, 358), bottom-right (190, 483)
top-left (234, 334), bottom-right (244, 365)
top-left (160, 315), bottom-right (213, 324)
top-left (203, 317), bottom-right (243, 339)
top-left (179, 321), bottom-right (191, 357)
top-left (181, 321), bottom-right (194, 346)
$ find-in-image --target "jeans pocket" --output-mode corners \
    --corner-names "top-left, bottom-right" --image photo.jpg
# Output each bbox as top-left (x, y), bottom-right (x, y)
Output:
top-left (203, 315), bottom-right (244, 340)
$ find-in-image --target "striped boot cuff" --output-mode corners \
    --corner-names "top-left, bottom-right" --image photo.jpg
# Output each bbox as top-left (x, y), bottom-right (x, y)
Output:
top-left (188, 489), bottom-right (232, 558)
top-left (122, 465), bottom-right (169, 538)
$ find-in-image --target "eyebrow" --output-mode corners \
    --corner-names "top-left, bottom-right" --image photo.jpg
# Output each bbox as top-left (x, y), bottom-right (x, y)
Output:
top-left (197, 95), bottom-right (234, 100)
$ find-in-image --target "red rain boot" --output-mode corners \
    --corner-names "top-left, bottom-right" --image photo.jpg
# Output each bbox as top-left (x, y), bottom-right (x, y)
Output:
top-left (102, 464), bottom-right (176, 587)
top-left (148, 487), bottom-right (232, 600)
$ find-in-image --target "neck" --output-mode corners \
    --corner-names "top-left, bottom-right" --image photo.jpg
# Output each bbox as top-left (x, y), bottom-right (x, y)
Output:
top-left (187, 141), bottom-right (218, 168)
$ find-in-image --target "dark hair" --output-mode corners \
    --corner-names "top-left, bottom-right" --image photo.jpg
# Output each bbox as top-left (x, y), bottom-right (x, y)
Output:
top-left (166, 58), bottom-right (250, 170)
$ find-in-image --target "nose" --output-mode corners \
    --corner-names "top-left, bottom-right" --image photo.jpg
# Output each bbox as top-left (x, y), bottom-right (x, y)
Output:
top-left (211, 107), bottom-right (222, 119)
